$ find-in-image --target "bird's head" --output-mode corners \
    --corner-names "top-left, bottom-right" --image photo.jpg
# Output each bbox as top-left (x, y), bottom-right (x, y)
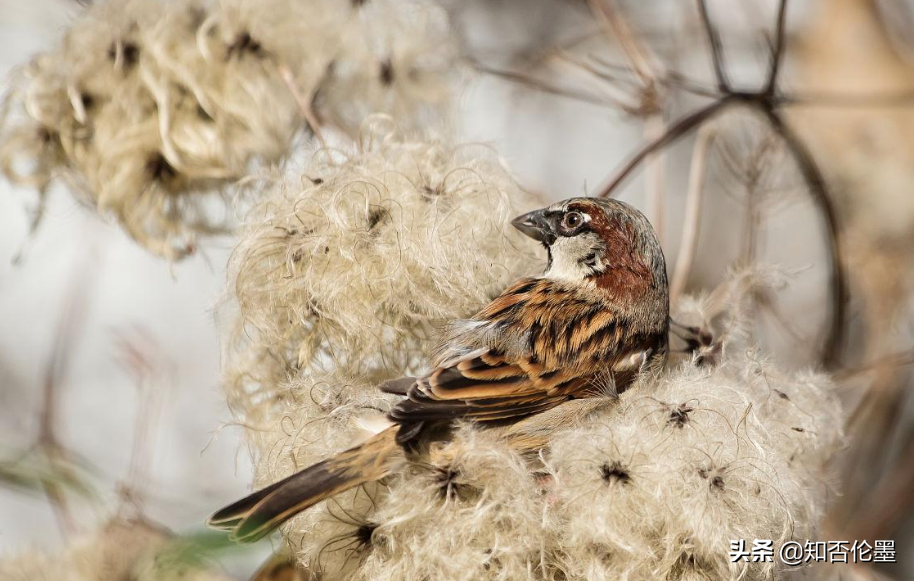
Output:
top-left (512, 197), bottom-right (667, 299)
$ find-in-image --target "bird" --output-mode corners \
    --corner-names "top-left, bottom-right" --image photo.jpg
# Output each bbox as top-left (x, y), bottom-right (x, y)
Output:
top-left (208, 196), bottom-right (669, 542)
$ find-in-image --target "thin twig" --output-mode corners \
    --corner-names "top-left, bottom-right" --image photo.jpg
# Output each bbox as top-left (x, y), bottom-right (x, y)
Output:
top-left (552, 52), bottom-right (643, 111)
top-left (567, 52), bottom-right (723, 100)
top-left (765, 0), bottom-right (789, 95)
top-left (113, 326), bottom-right (169, 512)
top-left (670, 123), bottom-right (716, 301)
top-left (474, 63), bottom-right (621, 109)
top-left (587, 0), bottom-right (656, 85)
top-left (696, 0), bottom-right (730, 91)
top-left (594, 97), bottom-right (731, 198)
top-left (759, 107), bottom-right (846, 367)
top-left (279, 65), bottom-right (326, 148)
top-left (37, 254), bottom-right (98, 537)
top-left (665, 71), bottom-right (724, 99)
top-left (644, 114), bottom-right (667, 245)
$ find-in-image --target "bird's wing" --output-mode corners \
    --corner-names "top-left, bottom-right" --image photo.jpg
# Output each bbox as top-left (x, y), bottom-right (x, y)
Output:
top-left (389, 348), bottom-right (586, 424)
top-left (388, 277), bottom-right (662, 441)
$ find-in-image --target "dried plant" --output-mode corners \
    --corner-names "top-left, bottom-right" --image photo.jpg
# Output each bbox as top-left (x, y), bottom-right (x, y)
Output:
top-left (7, 0), bottom-right (914, 579)
top-left (0, 0), bottom-right (458, 260)
top-left (230, 272), bottom-right (843, 581)
top-left (216, 117), bottom-right (844, 580)
top-left (314, 0), bottom-right (461, 137)
top-left (220, 118), bottom-right (538, 428)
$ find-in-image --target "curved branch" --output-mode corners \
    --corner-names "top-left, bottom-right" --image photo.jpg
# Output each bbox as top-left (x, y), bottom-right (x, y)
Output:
top-left (671, 123), bottom-right (717, 301)
top-left (595, 97), bottom-right (731, 198)
top-left (759, 107), bottom-right (847, 368)
top-left (588, 0), bottom-right (657, 84)
top-left (474, 63), bottom-right (625, 109)
top-left (696, 0), bottom-right (730, 91)
top-left (765, 0), bottom-right (789, 95)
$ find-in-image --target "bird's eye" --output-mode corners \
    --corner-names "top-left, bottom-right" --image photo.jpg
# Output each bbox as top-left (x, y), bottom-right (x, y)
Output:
top-left (562, 211), bottom-right (584, 230)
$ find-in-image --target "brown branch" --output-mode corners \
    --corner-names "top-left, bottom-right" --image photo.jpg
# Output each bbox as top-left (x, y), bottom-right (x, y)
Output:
top-left (594, 97), bottom-right (731, 198)
top-left (670, 123), bottom-right (716, 301)
top-left (696, 0), bottom-right (730, 91)
top-left (758, 107), bottom-right (846, 367)
top-left (474, 63), bottom-right (623, 109)
top-left (644, 114), bottom-right (667, 245)
top-left (587, 0), bottom-right (657, 85)
top-left (113, 326), bottom-right (169, 511)
top-left (552, 53), bottom-right (643, 111)
top-left (665, 71), bottom-right (725, 99)
top-left (36, 261), bottom-right (96, 537)
top-left (279, 65), bottom-right (326, 148)
top-left (591, 91), bottom-right (847, 366)
top-left (765, 0), bottom-right (789, 95)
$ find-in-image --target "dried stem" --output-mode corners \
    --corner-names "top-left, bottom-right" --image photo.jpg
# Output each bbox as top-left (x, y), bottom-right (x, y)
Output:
top-left (670, 123), bottom-right (716, 301)
top-left (552, 53), bottom-right (643, 112)
top-left (644, 113), bottom-right (667, 245)
top-left (36, 255), bottom-right (98, 538)
top-left (114, 326), bottom-right (169, 510)
top-left (760, 108), bottom-right (846, 367)
top-left (475, 63), bottom-right (621, 109)
top-left (594, 97), bottom-right (731, 198)
top-left (780, 89), bottom-right (914, 107)
top-left (279, 65), bottom-right (326, 148)
top-left (765, 0), bottom-right (789, 96)
top-left (587, 0), bottom-right (657, 85)
top-left (696, 0), bottom-right (730, 91)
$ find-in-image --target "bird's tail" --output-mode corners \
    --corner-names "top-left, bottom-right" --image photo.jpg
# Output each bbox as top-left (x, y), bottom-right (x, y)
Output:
top-left (208, 427), bottom-right (401, 543)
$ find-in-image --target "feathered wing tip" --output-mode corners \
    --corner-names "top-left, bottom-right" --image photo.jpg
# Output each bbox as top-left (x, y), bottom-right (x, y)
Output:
top-left (207, 477), bottom-right (287, 533)
top-left (208, 428), bottom-right (402, 543)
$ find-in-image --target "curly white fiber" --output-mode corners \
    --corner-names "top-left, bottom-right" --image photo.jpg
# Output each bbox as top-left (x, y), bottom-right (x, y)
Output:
top-left (291, 349), bottom-right (840, 581)
top-left (222, 120), bottom-right (538, 423)
top-left (0, 0), bottom-right (458, 260)
top-left (219, 122), bottom-right (541, 575)
top-left (225, 263), bottom-right (842, 580)
top-left (235, 346), bottom-right (840, 581)
top-left (547, 351), bottom-right (841, 581)
top-left (315, 0), bottom-right (461, 137)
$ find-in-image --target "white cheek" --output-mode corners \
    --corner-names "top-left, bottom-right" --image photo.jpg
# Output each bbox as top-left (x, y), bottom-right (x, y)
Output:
top-left (544, 235), bottom-right (603, 282)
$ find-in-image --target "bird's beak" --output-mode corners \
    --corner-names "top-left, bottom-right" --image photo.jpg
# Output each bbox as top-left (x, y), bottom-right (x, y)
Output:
top-left (511, 209), bottom-right (556, 245)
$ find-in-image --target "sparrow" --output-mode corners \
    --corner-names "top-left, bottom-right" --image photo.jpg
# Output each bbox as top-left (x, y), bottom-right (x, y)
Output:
top-left (209, 197), bottom-right (669, 542)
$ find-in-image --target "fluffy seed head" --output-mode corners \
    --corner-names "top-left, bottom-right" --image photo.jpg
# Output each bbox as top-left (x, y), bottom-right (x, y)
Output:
top-left (222, 120), bottom-right (539, 428)
top-left (1, 0), bottom-right (458, 259)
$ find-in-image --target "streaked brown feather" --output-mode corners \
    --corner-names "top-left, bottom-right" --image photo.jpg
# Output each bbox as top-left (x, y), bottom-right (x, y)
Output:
top-left (390, 277), bottom-right (663, 434)
top-left (208, 428), bottom-right (402, 543)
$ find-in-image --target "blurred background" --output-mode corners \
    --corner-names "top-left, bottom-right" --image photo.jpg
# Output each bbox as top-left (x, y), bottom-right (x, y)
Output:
top-left (2, 0), bottom-right (914, 578)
